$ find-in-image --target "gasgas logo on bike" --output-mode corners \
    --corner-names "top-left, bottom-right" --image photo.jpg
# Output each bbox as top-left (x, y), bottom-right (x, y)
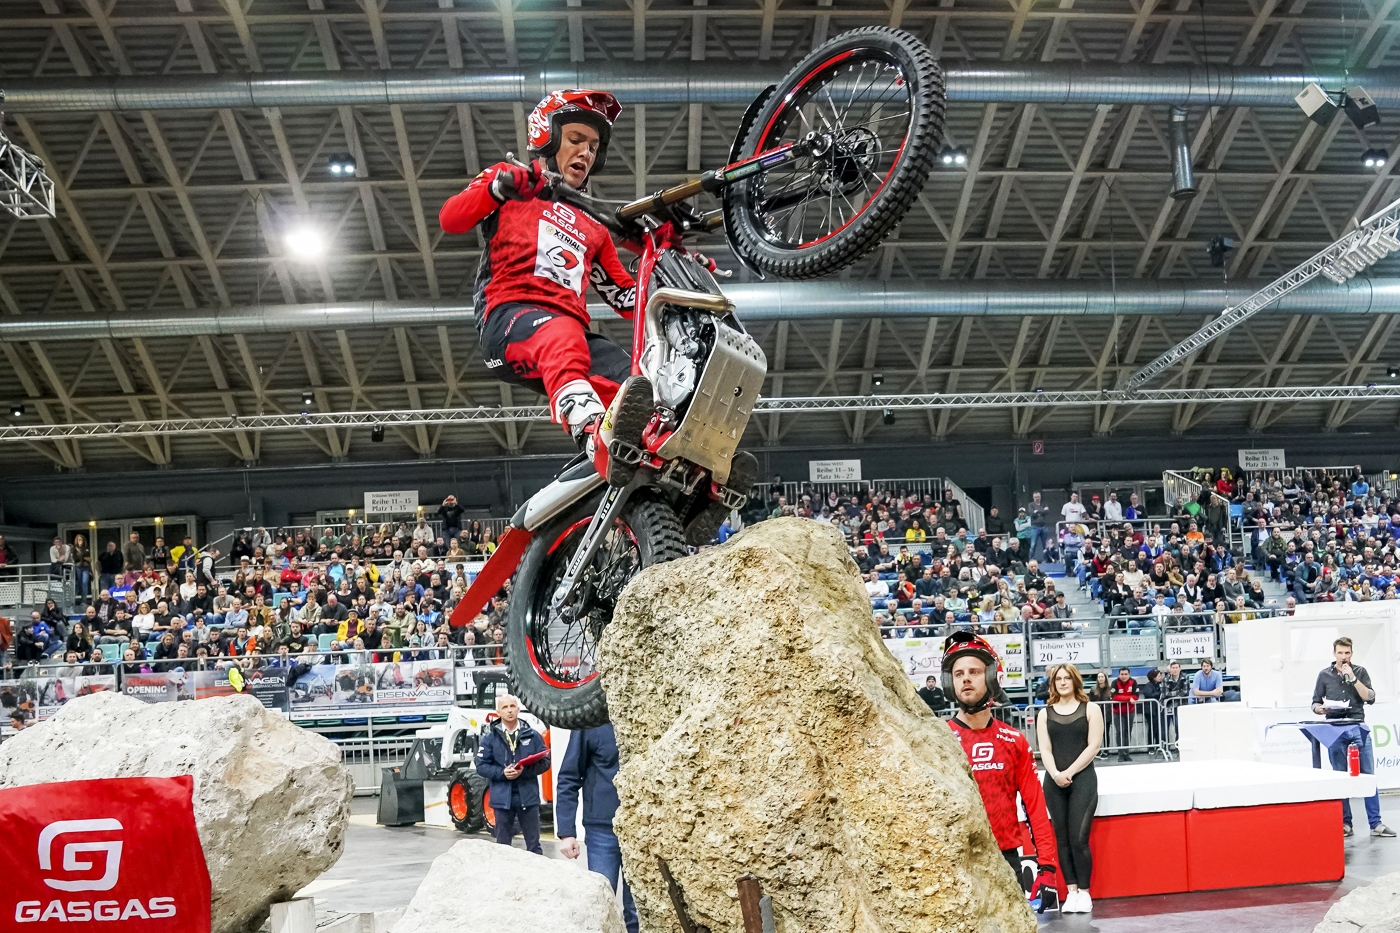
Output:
top-left (0, 777), bottom-right (210, 932)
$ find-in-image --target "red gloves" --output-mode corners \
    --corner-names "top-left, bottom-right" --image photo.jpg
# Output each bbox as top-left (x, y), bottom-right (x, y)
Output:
top-left (490, 160), bottom-right (547, 203)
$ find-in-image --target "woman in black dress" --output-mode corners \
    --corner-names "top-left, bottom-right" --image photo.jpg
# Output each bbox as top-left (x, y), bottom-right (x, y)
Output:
top-left (1036, 663), bottom-right (1104, 915)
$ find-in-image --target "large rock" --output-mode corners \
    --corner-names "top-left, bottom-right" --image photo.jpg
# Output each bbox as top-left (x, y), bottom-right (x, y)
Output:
top-left (392, 839), bottom-right (626, 933)
top-left (1315, 872), bottom-right (1400, 932)
top-left (599, 517), bottom-right (1033, 933)
top-left (0, 692), bottom-right (354, 933)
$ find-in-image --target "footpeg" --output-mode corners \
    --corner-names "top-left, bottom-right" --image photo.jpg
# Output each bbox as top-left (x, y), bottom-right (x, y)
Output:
top-left (609, 438), bottom-right (645, 467)
top-left (720, 485), bottom-right (748, 511)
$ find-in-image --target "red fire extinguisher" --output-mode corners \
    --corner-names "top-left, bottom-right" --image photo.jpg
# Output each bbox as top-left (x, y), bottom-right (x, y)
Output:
top-left (1348, 743), bottom-right (1362, 777)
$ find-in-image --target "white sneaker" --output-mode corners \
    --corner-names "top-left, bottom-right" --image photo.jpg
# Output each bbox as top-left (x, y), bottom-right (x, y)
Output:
top-left (1062, 891), bottom-right (1083, 913)
top-left (1079, 891), bottom-right (1093, 913)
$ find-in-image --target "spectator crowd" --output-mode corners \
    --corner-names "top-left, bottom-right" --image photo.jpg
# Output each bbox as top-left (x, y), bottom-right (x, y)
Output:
top-left (2, 496), bottom-right (516, 729)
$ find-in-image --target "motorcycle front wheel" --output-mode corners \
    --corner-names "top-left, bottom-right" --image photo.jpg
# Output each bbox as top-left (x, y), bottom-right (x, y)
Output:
top-left (724, 26), bottom-right (945, 279)
top-left (506, 495), bottom-right (685, 729)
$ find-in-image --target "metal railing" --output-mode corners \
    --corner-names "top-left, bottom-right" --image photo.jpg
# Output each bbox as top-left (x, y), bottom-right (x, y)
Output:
top-left (228, 518), bottom-right (511, 556)
top-left (943, 477), bottom-right (986, 542)
top-left (0, 562), bottom-right (75, 610)
top-left (1162, 469), bottom-right (1235, 554)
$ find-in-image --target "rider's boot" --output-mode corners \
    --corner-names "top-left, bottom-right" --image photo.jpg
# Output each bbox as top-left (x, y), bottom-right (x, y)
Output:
top-left (560, 377), bottom-right (655, 487)
top-left (684, 449), bottom-right (759, 546)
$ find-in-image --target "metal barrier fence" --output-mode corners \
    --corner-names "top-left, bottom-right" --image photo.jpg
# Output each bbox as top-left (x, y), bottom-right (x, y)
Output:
top-left (335, 734), bottom-right (419, 793)
top-left (0, 562), bottom-right (74, 610)
top-left (977, 699), bottom-right (1181, 762)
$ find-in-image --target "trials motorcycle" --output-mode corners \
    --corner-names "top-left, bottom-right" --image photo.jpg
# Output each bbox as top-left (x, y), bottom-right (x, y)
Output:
top-left (449, 27), bottom-right (947, 728)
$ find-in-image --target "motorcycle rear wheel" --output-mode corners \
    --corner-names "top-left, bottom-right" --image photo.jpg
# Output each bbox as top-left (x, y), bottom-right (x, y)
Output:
top-left (506, 495), bottom-right (685, 729)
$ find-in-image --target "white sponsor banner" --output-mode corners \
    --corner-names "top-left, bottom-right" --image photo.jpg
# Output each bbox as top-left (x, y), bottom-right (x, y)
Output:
top-left (883, 635), bottom-right (1025, 690)
top-left (1238, 448), bottom-right (1286, 470)
top-left (1222, 625), bottom-right (1240, 674)
top-left (809, 459), bottom-right (862, 482)
top-left (1165, 631), bottom-right (1216, 660)
top-left (1032, 637), bottom-right (1100, 668)
top-left (364, 489), bottom-right (419, 515)
top-left (1247, 704), bottom-right (1400, 790)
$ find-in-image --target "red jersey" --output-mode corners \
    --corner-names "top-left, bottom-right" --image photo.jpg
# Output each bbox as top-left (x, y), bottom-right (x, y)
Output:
top-left (438, 164), bottom-right (636, 328)
top-left (947, 715), bottom-right (1059, 871)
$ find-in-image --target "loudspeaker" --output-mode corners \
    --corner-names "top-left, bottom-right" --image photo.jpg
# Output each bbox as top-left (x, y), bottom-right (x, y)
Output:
top-left (376, 765), bottom-right (424, 826)
top-left (1294, 83), bottom-right (1337, 125)
top-left (1344, 86), bottom-right (1381, 129)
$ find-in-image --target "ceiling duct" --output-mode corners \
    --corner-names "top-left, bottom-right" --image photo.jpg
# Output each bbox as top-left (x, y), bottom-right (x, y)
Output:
top-left (1, 64), bottom-right (1396, 112)
top-left (1168, 106), bottom-right (1197, 201)
top-left (3, 279), bottom-right (1398, 343)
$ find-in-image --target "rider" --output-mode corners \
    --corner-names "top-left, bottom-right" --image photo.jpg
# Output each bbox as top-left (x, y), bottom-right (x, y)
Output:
top-left (439, 89), bottom-right (651, 486)
top-left (942, 632), bottom-right (1064, 910)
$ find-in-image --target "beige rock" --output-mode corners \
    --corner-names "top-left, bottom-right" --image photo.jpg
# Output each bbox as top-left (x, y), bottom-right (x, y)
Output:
top-left (0, 691), bottom-right (354, 933)
top-left (1314, 871), bottom-right (1400, 932)
top-left (391, 839), bottom-right (627, 933)
top-left (599, 517), bottom-right (1034, 933)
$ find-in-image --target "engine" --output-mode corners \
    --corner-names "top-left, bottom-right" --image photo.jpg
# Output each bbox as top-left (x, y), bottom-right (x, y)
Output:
top-left (653, 307), bottom-right (715, 411)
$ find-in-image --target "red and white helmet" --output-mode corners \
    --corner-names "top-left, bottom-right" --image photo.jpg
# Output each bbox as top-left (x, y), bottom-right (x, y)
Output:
top-left (941, 631), bottom-right (1006, 713)
top-left (527, 89), bottom-right (622, 175)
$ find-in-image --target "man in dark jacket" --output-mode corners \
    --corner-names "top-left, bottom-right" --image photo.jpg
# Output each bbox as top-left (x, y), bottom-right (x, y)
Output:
top-left (916, 675), bottom-right (948, 714)
top-left (556, 724), bottom-right (638, 933)
top-left (475, 693), bottom-right (550, 853)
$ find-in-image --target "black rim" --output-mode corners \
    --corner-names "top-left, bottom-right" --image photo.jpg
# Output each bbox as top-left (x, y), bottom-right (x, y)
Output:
top-left (749, 49), bottom-right (915, 250)
top-left (523, 516), bottom-right (641, 689)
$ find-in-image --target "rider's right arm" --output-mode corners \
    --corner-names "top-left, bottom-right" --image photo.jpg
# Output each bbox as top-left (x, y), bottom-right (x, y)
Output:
top-left (438, 165), bottom-right (505, 234)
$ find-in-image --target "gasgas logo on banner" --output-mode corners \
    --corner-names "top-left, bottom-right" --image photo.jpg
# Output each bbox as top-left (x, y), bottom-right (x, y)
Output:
top-left (0, 776), bottom-right (210, 931)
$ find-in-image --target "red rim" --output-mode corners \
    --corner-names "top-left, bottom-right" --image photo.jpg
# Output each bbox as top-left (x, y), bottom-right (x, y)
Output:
top-left (449, 782), bottom-right (469, 821)
top-left (482, 788), bottom-right (495, 829)
top-left (754, 47), bottom-right (909, 250)
top-left (525, 516), bottom-right (633, 691)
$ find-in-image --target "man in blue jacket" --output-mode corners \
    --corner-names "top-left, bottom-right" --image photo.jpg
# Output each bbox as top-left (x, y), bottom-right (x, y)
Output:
top-left (556, 724), bottom-right (638, 933)
top-left (475, 693), bottom-right (550, 854)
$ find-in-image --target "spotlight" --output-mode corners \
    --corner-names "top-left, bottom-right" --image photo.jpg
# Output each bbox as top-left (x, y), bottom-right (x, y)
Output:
top-left (301, 390), bottom-right (314, 414)
top-left (882, 409), bottom-right (896, 426)
top-left (1206, 235), bottom-right (1235, 268)
top-left (327, 153), bottom-right (356, 176)
top-left (283, 226), bottom-right (326, 259)
top-left (1363, 148), bottom-right (1389, 171)
top-left (371, 425), bottom-right (385, 443)
top-left (9, 403), bottom-right (23, 418)
top-left (1034, 387), bottom-right (1044, 394)
top-left (1389, 366), bottom-right (1399, 378)
top-left (939, 146), bottom-right (968, 168)
top-left (1343, 87), bottom-right (1381, 130)
top-left (872, 373), bottom-right (884, 387)
top-left (1294, 83), bottom-right (1338, 125)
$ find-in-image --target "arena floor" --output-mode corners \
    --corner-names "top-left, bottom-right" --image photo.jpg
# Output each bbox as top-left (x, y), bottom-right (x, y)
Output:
top-left (307, 795), bottom-right (1400, 930)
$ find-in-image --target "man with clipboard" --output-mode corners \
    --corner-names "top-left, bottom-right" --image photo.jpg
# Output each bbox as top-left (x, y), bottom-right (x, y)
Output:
top-left (476, 693), bottom-right (552, 853)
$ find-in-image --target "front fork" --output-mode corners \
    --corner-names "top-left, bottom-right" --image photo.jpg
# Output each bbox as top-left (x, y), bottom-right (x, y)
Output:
top-left (549, 470), bottom-right (649, 614)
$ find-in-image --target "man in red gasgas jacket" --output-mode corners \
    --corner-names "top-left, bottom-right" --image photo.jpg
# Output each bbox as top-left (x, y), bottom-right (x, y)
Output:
top-left (942, 632), bottom-right (1064, 911)
top-left (439, 88), bottom-right (652, 485)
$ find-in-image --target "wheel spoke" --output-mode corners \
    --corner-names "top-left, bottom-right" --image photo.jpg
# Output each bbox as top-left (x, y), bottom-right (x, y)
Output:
top-left (748, 51), bottom-right (915, 248)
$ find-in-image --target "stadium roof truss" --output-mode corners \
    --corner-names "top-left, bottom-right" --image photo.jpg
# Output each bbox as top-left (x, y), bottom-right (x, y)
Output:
top-left (0, 0), bottom-right (1398, 472)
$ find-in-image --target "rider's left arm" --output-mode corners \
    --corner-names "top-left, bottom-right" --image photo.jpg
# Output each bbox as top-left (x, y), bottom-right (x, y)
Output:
top-left (589, 234), bottom-right (637, 319)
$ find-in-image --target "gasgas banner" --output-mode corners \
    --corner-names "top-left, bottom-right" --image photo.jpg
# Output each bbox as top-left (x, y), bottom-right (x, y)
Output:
top-left (0, 775), bottom-right (210, 930)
